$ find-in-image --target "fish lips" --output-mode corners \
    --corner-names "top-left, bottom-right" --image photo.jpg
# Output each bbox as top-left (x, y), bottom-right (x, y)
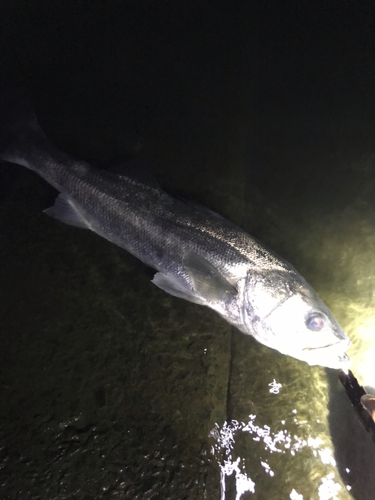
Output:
top-left (300, 337), bottom-right (351, 369)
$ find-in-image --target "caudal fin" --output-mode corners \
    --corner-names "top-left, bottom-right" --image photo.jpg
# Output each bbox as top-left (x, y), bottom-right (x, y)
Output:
top-left (0, 87), bottom-right (47, 170)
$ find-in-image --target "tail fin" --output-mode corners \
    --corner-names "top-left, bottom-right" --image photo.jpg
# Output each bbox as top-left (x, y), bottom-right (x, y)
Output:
top-left (0, 87), bottom-right (47, 170)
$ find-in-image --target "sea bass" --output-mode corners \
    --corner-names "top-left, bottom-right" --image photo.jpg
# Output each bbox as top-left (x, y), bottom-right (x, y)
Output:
top-left (0, 93), bottom-right (350, 368)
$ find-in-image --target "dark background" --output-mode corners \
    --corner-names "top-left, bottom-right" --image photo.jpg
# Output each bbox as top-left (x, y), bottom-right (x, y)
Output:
top-left (0, 1), bottom-right (375, 499)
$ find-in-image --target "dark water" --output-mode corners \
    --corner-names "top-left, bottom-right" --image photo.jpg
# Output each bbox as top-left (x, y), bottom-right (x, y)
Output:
top-left (1, 2), bottom-right (375, 499)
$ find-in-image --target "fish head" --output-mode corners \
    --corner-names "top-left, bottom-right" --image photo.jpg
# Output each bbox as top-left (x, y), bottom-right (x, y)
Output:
top-left (242, 270), bottom-right (351, 369)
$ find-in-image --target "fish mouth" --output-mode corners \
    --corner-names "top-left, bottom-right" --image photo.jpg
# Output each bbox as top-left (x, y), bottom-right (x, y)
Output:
top-left (301, 341), bottom-right (351, 369)
top-left (337, 352), bottom-right (351, 364)
top-left (302, 341), bottom-right (342, 352)
top-left (302, 335), bottom-right (351, 353)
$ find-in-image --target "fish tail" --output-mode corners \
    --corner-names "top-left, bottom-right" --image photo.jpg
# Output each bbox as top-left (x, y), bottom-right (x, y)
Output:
top-left (0, 87), bottom-right (47, 171)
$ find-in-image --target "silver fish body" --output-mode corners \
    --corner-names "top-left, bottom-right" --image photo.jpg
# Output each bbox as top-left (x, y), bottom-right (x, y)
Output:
top-left (0, 94), bottom-right (351, 368)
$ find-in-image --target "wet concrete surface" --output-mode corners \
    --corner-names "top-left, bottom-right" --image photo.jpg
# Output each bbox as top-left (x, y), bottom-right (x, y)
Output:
top-left (0, 168), bottom-right (231, 499)
top-left (1, 1), bottom-right (375, 499)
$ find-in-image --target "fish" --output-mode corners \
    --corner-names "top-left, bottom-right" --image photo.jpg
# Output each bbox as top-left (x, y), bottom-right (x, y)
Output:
top-left (0, 91), bottom-right (351, 369)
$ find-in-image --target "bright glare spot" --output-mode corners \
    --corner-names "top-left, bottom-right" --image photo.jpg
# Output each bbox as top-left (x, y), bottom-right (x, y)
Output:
top-left (268, 379), bottom-right (282, 394)
top-left (261, 460), bottom-right (275, 477)
top-left (210, 413), bottom-right (340, 500)
top-left (345, 468), bottom-right (350, 473)
top-left (234, 471), bottom-right (256, 500)
top-left (290, 489), bottom-right (304, 500)
top-left (220, 456), bottom-right (256, 500)
top-left (346, 485), bottom-right (352, 491)
top-left (318, 447), bottom-right (337, 467)
top-left (318, 473), bottom-right (341, 500)
top-left (353, 317), bottom-right (375, 388)
top-left (210, 421), bottom-right (256, 500)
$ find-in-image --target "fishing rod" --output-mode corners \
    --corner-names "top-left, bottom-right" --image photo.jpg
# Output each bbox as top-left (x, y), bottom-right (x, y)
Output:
top-left (338, 369), bottom-right (375, 443)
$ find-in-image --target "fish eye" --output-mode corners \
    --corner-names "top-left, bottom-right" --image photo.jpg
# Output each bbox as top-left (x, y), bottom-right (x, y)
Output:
top-left (306, 312), bottom-right (326, 331)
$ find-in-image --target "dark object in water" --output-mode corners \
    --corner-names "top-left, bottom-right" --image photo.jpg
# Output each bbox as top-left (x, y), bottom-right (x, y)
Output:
top-left (339, 369), bottom-right (375, 443)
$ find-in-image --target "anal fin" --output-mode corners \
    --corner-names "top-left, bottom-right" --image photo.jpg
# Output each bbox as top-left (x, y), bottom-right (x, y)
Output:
top-left (44, 193), bottom-right (91, 229)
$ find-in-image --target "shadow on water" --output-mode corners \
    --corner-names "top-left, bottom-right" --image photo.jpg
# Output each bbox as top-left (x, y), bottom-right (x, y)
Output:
top-left (1, 1), bottom-right (375, 499)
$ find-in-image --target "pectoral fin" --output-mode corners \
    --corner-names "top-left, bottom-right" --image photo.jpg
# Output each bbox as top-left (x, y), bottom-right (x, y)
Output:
top-left (183, 252), bottom-right (237, 302)
top-left (152, 272), bottom-right (206, 304)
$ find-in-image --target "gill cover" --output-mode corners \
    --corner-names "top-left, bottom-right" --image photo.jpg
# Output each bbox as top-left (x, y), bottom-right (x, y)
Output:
top-left (242, 270), bottom-right (295, 342)
top-left (242, 269), bottom-right (350, 367)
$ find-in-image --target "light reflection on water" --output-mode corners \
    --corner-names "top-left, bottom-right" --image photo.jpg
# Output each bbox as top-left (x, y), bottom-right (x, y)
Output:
top-left (268, 379), bottom-right (282, 394)
top-left (210, 412), bottom-right (348, 500)
top-left (206, 293), bottom-right (375, 499)
top-left (200, 152), bottom-right (375, 499)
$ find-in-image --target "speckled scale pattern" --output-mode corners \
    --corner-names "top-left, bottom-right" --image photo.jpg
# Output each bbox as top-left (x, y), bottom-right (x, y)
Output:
top-left (19, 138), bottom-right (288, 297)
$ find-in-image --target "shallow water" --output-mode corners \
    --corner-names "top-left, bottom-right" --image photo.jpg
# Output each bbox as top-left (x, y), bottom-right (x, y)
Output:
top-left (1, 2), bottom-right (375, 499)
